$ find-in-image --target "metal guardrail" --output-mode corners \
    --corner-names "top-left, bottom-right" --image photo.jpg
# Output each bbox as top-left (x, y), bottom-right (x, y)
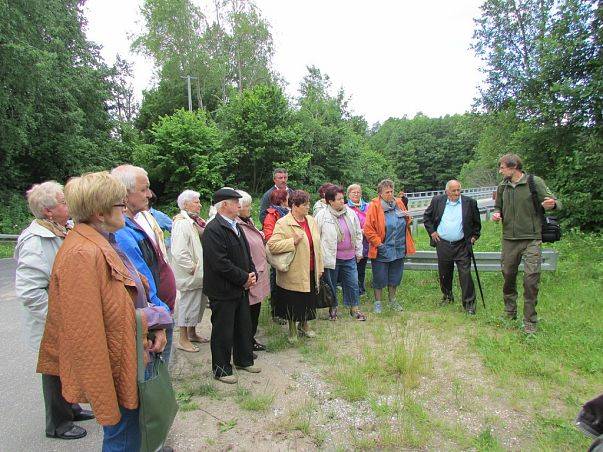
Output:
top-left (404, 249), bottom-right (558, 272)
top-left (0, 234), bottom-right (18, 242)
top-left (406, 186), bottom-right (497, 208)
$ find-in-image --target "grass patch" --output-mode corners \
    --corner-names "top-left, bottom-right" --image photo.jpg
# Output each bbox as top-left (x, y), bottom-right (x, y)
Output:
top-left (0, 242), bottom-right (15, 259)
top-left (259, 222), bottom-right (599, 450)
top-left (235, 386), bottom-right (275, 412)
top-left (274, 400), bottom-right (318, 436)
top-left (473, 426), bottom-right (505, 451)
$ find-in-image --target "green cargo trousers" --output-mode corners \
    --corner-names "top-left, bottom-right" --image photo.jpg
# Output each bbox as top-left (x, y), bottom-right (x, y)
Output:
top-left (501, 239), bottom-right (542, 324)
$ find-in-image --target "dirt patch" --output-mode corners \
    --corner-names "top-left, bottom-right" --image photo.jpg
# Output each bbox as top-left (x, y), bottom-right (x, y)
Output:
top-left (409, 313), bottom-right (532, 449)
top-left (166, 311), bottom-right (534, 450)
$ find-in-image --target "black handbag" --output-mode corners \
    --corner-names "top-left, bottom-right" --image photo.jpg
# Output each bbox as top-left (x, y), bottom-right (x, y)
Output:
top-left (316, 276), bottom-right (335, 309)
top-left (527, 174), bottom-right (562, 243)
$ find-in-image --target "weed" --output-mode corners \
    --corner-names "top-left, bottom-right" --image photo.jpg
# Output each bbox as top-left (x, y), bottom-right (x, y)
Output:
top-left (218, 419), bottom-right (237, 433)
top-left (473, 427), bottom-right (504, 451)
top-left (179, 401), bottom-right (199, 412)
top-left (235, 386), bottom-right (275, 412)
top-left (275, 400), bottom-right (317, 436)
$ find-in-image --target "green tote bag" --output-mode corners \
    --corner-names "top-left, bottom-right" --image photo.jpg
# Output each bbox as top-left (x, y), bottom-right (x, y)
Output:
top-left (136, 311), bottom-right (179, 452)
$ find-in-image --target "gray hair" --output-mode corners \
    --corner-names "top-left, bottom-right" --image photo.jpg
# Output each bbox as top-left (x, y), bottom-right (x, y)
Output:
top-left (26, 181), bottom-right (64, 219)
top-left (110, 165), bottom-right (148, 192)
top-left (273, 168), bottom-right (287, 178)
top-left (207, 203), bottom-right (220, 221)
top-left (177, 189), bottom-right (200, 210)
top-left (377, 179), bottom-right (394, 193)
top-left (347, 183), bottom-right (361, 195)
top-left (445, 180), bottom-right (461, 190)
top-left (236, 189), bottom-right (252, 207)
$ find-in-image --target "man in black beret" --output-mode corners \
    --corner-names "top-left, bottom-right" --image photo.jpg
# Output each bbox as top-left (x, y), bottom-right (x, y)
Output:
top-left (201, 188), bottom-right (260, 383)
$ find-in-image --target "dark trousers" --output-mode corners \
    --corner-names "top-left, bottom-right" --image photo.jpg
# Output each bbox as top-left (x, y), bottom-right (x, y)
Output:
top-left (436, 239), bottom-right (475, 310)
top-left (249, 302), bottom-right (261, 341)
top-left (269, 267), bottom-right (277, 317)
top-left (209, 296), bottom-right (254, 378)
top-left (357, 257), bottom-right (368, 295)
top-left (42, 374), bottom-right (81, 436)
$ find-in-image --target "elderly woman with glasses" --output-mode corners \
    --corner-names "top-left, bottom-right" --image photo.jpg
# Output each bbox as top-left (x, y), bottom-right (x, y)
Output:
top-left (36, 172), bottom-right (172, 451)
top-left (171, 189), bottom-right (209, 353)
top-left (15, 181), bottom-right (95, 440)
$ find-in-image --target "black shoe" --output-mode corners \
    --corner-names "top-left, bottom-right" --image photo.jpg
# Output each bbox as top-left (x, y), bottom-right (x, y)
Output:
top-left (73, 409), bottom-right (95, 421)
top-left (467, 309), bottom-right (476, 315)
top-left (252, 352), bottom-right (258, 359)
top-left (159, 447), bottom-right (174, 452)
top-left (252, 341), bottom-right (266, 351)
top-left (47, 425), bottom-right (87, 440)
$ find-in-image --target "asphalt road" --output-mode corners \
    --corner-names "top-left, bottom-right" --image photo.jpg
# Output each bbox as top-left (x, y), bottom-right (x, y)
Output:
top-left (0, 258), bottom-right (102, 451)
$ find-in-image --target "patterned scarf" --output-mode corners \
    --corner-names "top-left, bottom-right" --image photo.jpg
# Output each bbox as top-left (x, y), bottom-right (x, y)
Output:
top-left (35, 219), bottom-right (68, 238)
top-left (347, 198), bottom-right (368, 212)
top-left (188, 212), bottom-right (206, 238)
top-left (271, 205), bottom-right (289, 218)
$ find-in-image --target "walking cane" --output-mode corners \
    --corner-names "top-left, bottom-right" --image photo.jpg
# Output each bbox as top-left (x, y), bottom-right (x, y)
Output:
top-left (468, 241), bottom-right (486, 309)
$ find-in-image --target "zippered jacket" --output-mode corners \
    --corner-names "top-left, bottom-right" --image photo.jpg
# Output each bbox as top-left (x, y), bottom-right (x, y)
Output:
top-left (494, 173), bottom-right (561, 240)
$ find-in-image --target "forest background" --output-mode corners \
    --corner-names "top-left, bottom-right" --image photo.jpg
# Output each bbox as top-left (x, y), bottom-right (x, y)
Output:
top-left (0, 0), bottom-right (601, 233)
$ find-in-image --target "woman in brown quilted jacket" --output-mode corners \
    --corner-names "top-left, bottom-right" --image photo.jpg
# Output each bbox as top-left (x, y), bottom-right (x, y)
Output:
top-left (36, 172), bottom-right (172, 451)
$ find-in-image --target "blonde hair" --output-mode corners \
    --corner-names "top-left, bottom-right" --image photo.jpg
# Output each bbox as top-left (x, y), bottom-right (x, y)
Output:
top-left (64, 172), bottom-right (127, 223)
top-left (346, 183), bottom-right (361, 196)
top-left (26, 181), bottom-right (64, 219)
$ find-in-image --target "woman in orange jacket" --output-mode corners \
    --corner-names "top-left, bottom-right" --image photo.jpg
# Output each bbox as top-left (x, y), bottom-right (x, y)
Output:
top-left (363, 179), bottom-right (415, 313)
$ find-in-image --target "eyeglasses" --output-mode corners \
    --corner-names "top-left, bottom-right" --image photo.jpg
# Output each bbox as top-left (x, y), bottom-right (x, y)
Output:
top-left (113, 203), bottom-right (127, 209)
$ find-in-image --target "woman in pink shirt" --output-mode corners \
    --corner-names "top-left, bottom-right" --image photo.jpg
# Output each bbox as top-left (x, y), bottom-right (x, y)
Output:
top-left (315, 185), bottom-right (366, 321)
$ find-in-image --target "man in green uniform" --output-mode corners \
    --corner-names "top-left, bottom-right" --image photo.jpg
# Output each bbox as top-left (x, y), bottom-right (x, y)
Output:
top-left (492, 153), bottom-right (561, 334)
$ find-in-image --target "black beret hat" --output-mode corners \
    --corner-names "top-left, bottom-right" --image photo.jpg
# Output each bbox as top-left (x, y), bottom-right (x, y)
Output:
top-left (212, 188), bottom-right (242, 204)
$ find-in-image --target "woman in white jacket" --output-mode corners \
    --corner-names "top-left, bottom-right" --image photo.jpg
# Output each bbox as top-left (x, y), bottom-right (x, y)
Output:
top-left (14, 181), bottom-right (94, 440)
top-left (314, 185), bottom-right (366, 321)
top-left (172, 190), bottom-right (208, 353)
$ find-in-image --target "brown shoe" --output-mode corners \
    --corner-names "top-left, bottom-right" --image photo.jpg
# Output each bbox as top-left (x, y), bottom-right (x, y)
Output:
top-left (523, 322), bottom-right (537, 334)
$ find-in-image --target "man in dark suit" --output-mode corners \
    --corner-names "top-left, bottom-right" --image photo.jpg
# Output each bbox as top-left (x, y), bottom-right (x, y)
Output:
top-left (423, 180), bottom-right (481, 314)
top-left (202, 188), bottom-right (260, 383)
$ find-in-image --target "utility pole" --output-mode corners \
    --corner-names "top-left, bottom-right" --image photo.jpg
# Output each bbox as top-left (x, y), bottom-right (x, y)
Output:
top-left (181, 75), bottom-right (198, 111)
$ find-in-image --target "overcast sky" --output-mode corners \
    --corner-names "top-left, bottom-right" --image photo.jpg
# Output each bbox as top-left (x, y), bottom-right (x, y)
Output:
top-left (84, 0), bottom-right (484, 125)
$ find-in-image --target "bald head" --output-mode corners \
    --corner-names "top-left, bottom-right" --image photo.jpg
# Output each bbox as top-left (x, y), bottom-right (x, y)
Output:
top-left (445, 180), bottom-right (461, 202)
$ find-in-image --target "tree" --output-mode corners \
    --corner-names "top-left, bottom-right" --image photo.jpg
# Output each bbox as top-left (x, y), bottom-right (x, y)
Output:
top-left (0, 0), bottom-right (117, 192)
top-left (216, 83), bottom-right (300, 193)
top-left (472, 0), bottom-right (602, 230)
top-left (133, 109), bottom-right (227, 199)
top-left (108, 55), bottom-right (138, 123)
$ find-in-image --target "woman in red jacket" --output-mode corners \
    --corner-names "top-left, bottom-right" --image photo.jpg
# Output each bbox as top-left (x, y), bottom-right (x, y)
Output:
top-left (263, 188), bottom-right (289, 324)
top-left (262, 189), bottom-right (289, 241)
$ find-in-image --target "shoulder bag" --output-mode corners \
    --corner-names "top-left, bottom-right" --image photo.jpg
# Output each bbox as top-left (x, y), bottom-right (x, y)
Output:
top-left (136, 311), bottom-right (179, 452)
top-left (265, 243), bottom-right (295, 272)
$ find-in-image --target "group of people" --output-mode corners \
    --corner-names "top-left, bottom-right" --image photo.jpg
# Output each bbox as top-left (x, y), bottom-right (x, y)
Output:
top-left (13, 153), bottom-right (560, 451)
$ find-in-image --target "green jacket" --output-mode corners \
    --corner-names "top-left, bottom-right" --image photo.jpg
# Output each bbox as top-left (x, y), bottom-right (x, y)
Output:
top-left (494, 173), bottom-right (562, 240)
